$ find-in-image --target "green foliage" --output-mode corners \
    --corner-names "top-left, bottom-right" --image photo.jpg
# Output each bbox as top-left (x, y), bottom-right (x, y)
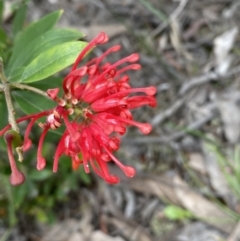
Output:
top-left (21, 41), bottom-right (87, 83)
top-left (13, 90), bottom-right (55, 113)
top-left (7, 10), bottom-right (63, 72)
top-left (0, 0), bottom-right (4, 23)
top-left (0, 28), bottom-right (8, 48)
top-left (0, 5), bottom-right (92, 226)
top-left (7, 67), bottom-right (25, 82)
top-left (0, 138), bottom-right (92, 224)
top-left (206, 142), bottom-right (240, 200)
top-left (30, 75), bottom-right (63, 91)
top-left (9, 28), bottom-right (85, 75)
top-left (164, 205), bottom-right (193, 221)
top-left (12, 3), bottom-right (28, 38)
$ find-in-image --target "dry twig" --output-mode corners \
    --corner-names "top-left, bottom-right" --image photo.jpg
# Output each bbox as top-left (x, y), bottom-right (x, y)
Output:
top-left (151, 98), bottom-right (185, 126)
top-left (227, 221), bottom-right (240, 241)
top-left (150, 0), bottom-right (189, 37)
top-left (152, 65), bottom-right (240, 127)
top-left (179, 66), bottom-right (240, 96)
top-left (124, 107), bottom-right (217, 145)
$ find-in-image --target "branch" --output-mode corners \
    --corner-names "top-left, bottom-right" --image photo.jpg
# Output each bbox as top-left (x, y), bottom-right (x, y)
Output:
top-left (227, 220), bottom-right (240, 241)
top-left (151, 98), bottom-right (185, 126)
top-left (0, 58), bottom-right (23, 161)
top-left (0, 60), bottom-right (19, 133)
top-left (10, 83), bottom-right (49, 98)
top-left (179, 66), bottom-right (240, 96)
top-left (124, 107), bottom-right (217, 145)
top-left (150, 0), bottom-right (189, 37)
top-left (152, 65), bottom-right (240, 127)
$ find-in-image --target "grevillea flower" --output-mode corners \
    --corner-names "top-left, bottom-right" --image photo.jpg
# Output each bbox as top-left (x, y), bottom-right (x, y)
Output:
top-left (0, 32), bottom-right (156, 185)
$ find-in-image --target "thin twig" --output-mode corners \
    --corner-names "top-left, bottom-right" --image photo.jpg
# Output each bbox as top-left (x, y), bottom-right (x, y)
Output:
top-left (150, 0), bottom-right (189, 38)
top-left (0, 59), bottom-right (23, 161)
top-left (179, 66), bottom-right (240, 96)
top-left (0, 61), bottom-right (19, 133)
top-left (10, 83), bottom-right (49, 98)
top-left (151, 98), bottom-right (185, 126)
top-left (152, 65), bottom-right (240, 127)
top-left (124, 108), bottom-right (217, 145)
top-left (227, 220), bottom-right (240, 241)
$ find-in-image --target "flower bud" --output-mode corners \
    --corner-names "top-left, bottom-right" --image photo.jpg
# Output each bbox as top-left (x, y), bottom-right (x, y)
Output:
top-left (4, 130), bottom-right (22, 148)
top-left (4, 130), bottom-right (25, 185)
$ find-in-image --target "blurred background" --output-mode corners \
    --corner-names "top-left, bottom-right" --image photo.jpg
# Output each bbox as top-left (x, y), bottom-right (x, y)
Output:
top-left (1, 0), bottom-right (240, 240)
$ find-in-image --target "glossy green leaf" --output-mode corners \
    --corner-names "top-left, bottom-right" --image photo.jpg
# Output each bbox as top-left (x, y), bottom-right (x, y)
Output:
top-left (7, 10), bottom-right (63, 72)
top-left (8, 66), bottom-right (25, 82)
top-left (13, 90), bottom-right (55, 114)
top-left (30, 76), bottom-right (64, 98)
top-left (12, 3), bottom-right (27, 38)
top-left (21, 41), bottom-right (87, 83)
top-left (9, 28), bottom-right (84, 74)
top-left (30, 76), bottom-right (63, 91)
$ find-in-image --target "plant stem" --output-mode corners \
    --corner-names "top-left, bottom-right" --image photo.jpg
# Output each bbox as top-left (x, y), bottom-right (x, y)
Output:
top-left (1, 82), bottom-right (50, 98)
top-left (10, 83), bottom-right (49, 98)
top-left (0, 61), bottom-right (19, 132)
top-left (0, 58), bottom-right (23, 161)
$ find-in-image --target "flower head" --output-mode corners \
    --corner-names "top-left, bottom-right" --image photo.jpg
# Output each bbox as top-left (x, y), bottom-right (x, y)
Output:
top-left (0, 32), bottom-right (156, 185)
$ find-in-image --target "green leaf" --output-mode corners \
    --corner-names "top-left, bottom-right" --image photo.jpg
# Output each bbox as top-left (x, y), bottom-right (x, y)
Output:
top-left (12, 3), bottom-right (27, 38)
top-left (0, 28), bottom-right (7, 43)
top-left (7, 10), bottom-right (63, 72)
top-left (164, 205), bottom-right (193, 221)
top-left (13, 89), bottom-right (63, 136)
top-left (12, 182), bottom-right (28, 208)
top-left (0, 28), bottom-right (8, 58)
top-left (9, 28), bottom-right (84, 74)
top-left (79, 166), bottom-right (91, 184)
top-left (8, 66), bottom-right (25, 82)
top-left (30, 76), bottom-right (63, 91)
top-left (32, 207), bottom-right (50, 223)
top-left (21, 41), bottom-right (87, 83)
top-left (13, 90), bottom-right (55, 114)
top-left (28, 169), bottom-right (52, 181)
top-left (0, 0), bottom-right (4, 23)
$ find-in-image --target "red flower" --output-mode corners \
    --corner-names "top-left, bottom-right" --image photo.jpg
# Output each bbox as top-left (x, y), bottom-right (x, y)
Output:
top-left (4, 131), bottom-right (25, 185)
top-left (0, 32), bottom-right (156, 185)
